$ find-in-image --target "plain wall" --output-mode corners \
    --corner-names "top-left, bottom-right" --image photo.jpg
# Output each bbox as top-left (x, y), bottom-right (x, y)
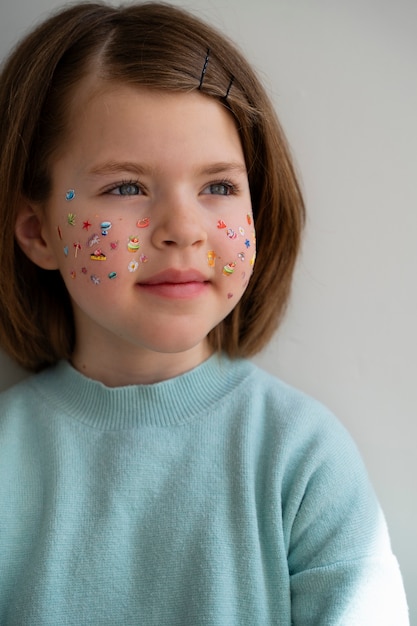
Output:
top-left (1, 0), bottom-right (416, 619)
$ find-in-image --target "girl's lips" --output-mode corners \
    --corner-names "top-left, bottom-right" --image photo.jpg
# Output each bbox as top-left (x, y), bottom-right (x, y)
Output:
top-left (137, 269), bottom-right (210, 299)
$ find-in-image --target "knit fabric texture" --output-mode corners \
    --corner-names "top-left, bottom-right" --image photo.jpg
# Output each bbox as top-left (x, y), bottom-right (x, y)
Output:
top-left (0, 355), bottom-right (409, 624)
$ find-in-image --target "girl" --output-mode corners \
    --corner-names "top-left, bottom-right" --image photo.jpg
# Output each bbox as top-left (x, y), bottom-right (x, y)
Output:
top-left (0, 2), bottom-right (408, 624)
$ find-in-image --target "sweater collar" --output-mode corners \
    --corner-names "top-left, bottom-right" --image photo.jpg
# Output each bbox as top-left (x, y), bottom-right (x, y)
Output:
top-left (32, 354), bottom-right (252, 430)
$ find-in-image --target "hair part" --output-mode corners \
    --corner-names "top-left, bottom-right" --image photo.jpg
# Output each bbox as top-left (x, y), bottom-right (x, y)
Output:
top-left (0, 1), bottom-right (305, 372)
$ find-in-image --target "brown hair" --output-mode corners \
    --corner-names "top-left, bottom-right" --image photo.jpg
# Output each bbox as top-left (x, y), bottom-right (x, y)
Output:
top-left (0, 1), bottom-right (305, 372)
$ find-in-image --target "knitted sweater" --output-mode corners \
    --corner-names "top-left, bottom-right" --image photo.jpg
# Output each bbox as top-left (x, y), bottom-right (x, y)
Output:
top-left (0, 355), bottom-right (408, 625)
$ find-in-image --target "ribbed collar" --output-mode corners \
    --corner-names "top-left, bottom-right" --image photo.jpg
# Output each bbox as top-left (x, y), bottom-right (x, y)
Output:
top-left (31, 354), bottom-right (253, 430)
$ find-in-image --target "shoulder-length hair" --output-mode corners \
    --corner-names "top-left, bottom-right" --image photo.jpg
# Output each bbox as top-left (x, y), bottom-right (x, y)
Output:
top-left (0, 1), bottom-right (305, 372)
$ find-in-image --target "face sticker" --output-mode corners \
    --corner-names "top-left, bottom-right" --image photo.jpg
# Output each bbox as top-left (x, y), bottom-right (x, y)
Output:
top-left (110, 241), bottom-right (119, 250)
top-left (81, 267), bottom-right (88, 274)
top-left (217, 219), bottom-right (227, 229)
top-left (140, 254), bottom-right (148, 264)
top-left (226, 228), bottom-right (237, 240)
top-left (90, 248), bottom-right (107, 261)
top-left (222, 262), bottom-right (236, 276)
top-left (207, 250), bottom-right (217, 267)
top-left (137, 217), bottom-right (150, 228)
top-left (70, 270), bottom-right (76, 279)
top-left (238, 227), bottom-right (245, 236)
top-left (90, 275), bottom-right (101, 285)
top-left (127, 236), bottom-right (140, 253)
top-left (64, 246), bottom-right (69, 257)
top-left (57, 226), bottom-right (63, 240)
top-left (67, 213), bottom-right (76, 226)
top-left (108, 272), bottom-right (117, 280)
top-left (88, 234), bottom-right (100, 248)
top-left (82, 220), bottom-right (92, 231)
top-left (246, 214), bottom-right (252, 225)
top-left (101, 221), bottom-right (112, 236)
top-left (244, 239), bottom-right (251, 249)
top-left (65, 189), bottom-right (76, 201)
top-left (73, 242), bottom-right (81, 258)
top-left (128, 260), bottom-right (139, 273)
top-left (237, 252), bottom-right (245, 262)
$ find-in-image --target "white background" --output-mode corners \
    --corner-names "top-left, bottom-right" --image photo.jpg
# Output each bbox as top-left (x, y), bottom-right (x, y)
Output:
top-left (1, 0), bottom-right (416, 619)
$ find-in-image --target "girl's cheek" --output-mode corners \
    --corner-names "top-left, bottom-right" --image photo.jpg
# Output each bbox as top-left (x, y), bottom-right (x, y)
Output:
top-left (56, 208), bottom-right (151, 287)
top-left (208, 212), bottom-right (256, 299)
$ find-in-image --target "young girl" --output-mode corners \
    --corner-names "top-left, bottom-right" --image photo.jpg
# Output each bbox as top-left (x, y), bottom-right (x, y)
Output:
top-left (0, 2), bottom-right (408, 624)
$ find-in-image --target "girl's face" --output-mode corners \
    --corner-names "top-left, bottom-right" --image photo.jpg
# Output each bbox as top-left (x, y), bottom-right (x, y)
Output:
top-left (39, 79), bottom-right (255, 384)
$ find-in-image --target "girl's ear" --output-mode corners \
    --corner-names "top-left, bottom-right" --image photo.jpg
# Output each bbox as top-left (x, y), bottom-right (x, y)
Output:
top-left (15, 200), bottom-right (59, 270)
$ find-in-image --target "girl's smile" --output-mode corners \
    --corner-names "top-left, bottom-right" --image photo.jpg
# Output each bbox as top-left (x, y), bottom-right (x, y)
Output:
top-left (38, 80), bottom-right (255, 385)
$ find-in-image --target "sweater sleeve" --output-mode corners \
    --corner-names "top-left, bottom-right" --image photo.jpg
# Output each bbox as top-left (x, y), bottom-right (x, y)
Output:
top-left (281, 408), bottom-right (409, 625)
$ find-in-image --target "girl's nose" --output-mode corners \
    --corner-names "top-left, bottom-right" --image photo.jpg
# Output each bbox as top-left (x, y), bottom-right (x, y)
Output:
top-left (150, 197), bottom-right (208, 249)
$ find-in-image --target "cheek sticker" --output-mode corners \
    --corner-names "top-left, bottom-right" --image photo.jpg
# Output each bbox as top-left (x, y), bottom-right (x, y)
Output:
top-left (140, 254), bottom-right (148, 264)
top-left (82, 220), bottom-right (92, 231)
top-left (226, 228), bottom-right (237, 240)
top-left (237, 252), bottom-right (245, 262)
top-left (207, 250), bottom-right (217, 267)
top-left (64, 246), bottom-right (69, 257)
top-left (88, 234), bottom-right (100, 248)
top-left (108, 272), bottom-right (117, 280)
top-left (127, 237), bottom-right (140, 253)
top-left (67, 213), bottom-right (76, 226)
top-left (90, 275), bottom-right (101, 285)
top-left (247, 214), bottom-right (252, 225)
top-left (217, 219), bottom-right (227, 229)
top-left (244, 239), bottom-right (251, 249)
top-left (57, 226), bottom-right (63, 240)
top-left (137, 217), bottom-right (150, 228)
top-left (70, 270), bottom-right (76, 279)
top-left (73, 242), bottom-right (81, 258)
top-left (65, 189), bottom-right (76, 201)
top-left (128, 260), bottom-right (139, 273)
top-left (110, 241), bottom-right (119, 250)
top-left (90, 248), bottom-right (107, 261)
top-left (222, 262), bottom-right (236, 276)
top-left (101, 221), bottom-right (112, 236)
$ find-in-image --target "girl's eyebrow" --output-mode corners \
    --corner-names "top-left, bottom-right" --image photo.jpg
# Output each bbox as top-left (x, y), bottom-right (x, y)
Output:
top-left (86, 161), bottom-right (247, 178)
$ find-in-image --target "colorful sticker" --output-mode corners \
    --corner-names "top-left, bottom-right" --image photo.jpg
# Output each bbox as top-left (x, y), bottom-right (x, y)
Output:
top-left (110, 241), bottom-right (119, 250)
top-left (64, 246), bottom-right (69, 257)
top-left (244, 239), bottom-right (251, 248)
top-left (67, 213), bottom-right (76, 226)
top-left (57, 226), bottom-right (63, 240)
top-left (90, 248), bottom-right (106, 261)
top-left (127, 236), bottom-right (140, 253)
top-left (222, 262), bottom-right (236, 276)
top-left (66, 189), bottom-right (76, 201)
top-left (82, 220), bottom-right (92, 231)
top-left (247, 214), bottom-right (252, 225)
top-left (128, 260), bottom-right (139, 273)
top-left (207, 250), bottom-right (216, 267)
top-left (137, 217), bottom-right (150, 228)
top-left (73, 242), bottom-right (81, 257)
top-left (108, 272), bottom-right (117, 280)
top-left (81, 267), bottom-right (88, 274)
top-left (238, 227), bottom-right (245, 236)
top-left (237, 252), bottom-right (245, 262)
top-left (140, 254), bottom-right (148, 264)
top-left (70, 270), bottom-right (76, 279)
top-left (217, 219), bottom-right (227, 229)
top-left (226, 228), bottom-right (237, 240)
top-left (90, 275), bottom-right (101, 285)
top-left (101, 221), bottom-right (112, 236)
top-left (88, 234), bottom-right (100, 248)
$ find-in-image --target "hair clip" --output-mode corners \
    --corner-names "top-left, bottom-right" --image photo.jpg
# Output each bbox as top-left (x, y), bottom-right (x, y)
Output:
top-left (224, 76), bottom-right (234, 100)
top-left (198, 48), bottom-right (210, 90)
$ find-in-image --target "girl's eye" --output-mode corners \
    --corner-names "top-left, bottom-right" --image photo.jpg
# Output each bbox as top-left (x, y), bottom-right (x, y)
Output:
top-left (202, 182), bottom-right (236, 196)
top-left (108, 182), bottom-right (142, 196)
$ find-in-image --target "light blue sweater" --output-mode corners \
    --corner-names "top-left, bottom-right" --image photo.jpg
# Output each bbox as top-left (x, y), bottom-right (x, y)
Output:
top-left (0, 355), bottom-right (408, 625)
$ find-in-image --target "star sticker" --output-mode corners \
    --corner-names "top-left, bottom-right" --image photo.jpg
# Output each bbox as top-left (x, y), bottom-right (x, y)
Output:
top-left (82, 220), bottom-right (92, 231)
top-left (244, 239), bottom-right (251, 248)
